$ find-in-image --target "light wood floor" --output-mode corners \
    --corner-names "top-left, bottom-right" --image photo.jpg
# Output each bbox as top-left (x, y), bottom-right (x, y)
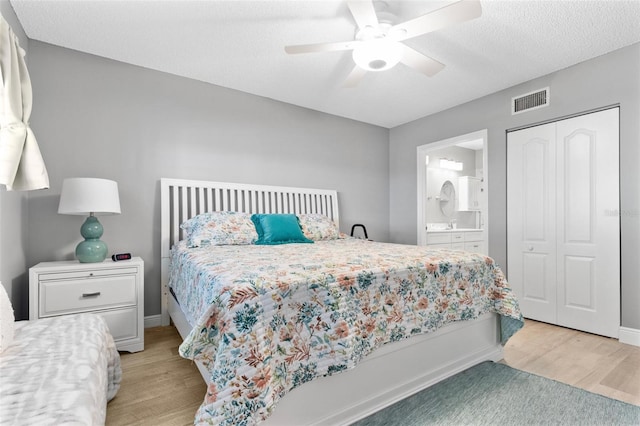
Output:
top-left (106, 327), bottom-right (206, 426)
top-left (502, 319), bottom-right (640, 406)
top-left (106, 319), bottom-right (640, 425)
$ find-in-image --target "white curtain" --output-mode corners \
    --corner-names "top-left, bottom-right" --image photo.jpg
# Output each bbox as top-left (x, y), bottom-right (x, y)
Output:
top-left (0, 15), bottom-right (49, 191)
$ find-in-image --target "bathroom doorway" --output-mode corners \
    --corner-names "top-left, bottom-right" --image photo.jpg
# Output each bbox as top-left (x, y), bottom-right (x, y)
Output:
top-left (416, 130), bottom-right (488, 253)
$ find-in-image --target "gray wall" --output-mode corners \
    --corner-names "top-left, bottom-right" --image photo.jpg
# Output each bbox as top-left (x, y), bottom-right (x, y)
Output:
top-left (3, 10), bottom-right (638, 331)
top-left (389, 43), bottom-right (640, 329)
top-left (23, 41), bottom-right (390, 320)
top-left (0, 1), bottom-right (30, 317)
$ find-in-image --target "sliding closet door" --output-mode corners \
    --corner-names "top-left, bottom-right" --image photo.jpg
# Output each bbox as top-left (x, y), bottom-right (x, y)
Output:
top-left (507, 107), bottom-right (620, 338)
top-left (507, 123), bottom-right (557, 323)
top-left (555, 109), bottom-right (619, 337)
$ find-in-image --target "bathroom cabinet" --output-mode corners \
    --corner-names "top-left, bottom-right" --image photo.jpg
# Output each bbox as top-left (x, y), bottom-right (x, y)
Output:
top-left (458, 176), bottom-right (482, 211)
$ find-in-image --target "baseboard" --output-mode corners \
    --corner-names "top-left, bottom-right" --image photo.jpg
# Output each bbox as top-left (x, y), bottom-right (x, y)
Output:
top-left (144, 315), bottom-right (162, 328)
top-left (619, 327), bottom-right (640, 347)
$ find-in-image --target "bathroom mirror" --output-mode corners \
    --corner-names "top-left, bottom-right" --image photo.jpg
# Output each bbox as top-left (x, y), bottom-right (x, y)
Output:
top-left (439, 180), bottom-right (456, 218)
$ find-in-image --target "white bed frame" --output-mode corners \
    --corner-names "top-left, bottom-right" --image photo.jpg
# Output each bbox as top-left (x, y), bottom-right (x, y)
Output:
top-left (160, 177), bottom-right (503, 425)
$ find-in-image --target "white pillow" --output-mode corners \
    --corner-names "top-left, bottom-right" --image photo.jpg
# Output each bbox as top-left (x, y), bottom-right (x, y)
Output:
top-left (298, 214), bottom-right (340, 241)
top-left (180, 211), bottom-right (258, 247)
top-left (0, 282), bottom-right (15, 353)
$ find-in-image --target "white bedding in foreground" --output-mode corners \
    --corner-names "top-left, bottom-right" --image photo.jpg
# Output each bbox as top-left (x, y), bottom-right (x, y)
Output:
top-left (0, 314), bottom-right (122, 425)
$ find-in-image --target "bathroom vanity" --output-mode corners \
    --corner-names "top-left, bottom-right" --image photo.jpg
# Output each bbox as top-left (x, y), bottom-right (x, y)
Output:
top-left (425, 228), bottom-right (484, 253)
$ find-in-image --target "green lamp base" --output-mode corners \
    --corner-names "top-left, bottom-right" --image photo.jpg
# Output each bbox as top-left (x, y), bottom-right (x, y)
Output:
top-left (76, 239), bottom-right (108, 263)
top-left (76, 216), bottom-right (108, 263)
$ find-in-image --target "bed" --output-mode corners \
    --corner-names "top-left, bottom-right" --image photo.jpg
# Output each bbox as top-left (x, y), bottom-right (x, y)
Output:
top-left (160, 178), bottom-right (523, 425)
top-left (0, 313), bottom-right (122, 425)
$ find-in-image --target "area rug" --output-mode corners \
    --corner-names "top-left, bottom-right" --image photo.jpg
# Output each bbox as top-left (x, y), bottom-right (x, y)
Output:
top-left (352, 361), bottom-right (640, 425)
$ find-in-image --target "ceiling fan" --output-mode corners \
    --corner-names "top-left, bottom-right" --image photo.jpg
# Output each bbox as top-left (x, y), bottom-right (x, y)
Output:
top-left (285, 0), bottom-right (482, 87)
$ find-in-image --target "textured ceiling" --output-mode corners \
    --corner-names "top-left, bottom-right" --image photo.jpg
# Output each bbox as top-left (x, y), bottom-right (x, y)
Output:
top-left (9, 0), bottom-right (640, 128)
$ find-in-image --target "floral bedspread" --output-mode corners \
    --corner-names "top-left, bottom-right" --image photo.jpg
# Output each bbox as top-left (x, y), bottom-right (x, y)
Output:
top-left (169, 238), bottom-right (523, 425)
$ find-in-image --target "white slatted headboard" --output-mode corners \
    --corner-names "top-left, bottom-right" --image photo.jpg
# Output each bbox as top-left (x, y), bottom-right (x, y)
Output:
top-left (160, 178), bottom-right (339, 325)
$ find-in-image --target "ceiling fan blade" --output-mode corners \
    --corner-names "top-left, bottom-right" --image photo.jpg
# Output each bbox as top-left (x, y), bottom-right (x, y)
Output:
top-left (343, 65), bottom-right (367, 88)
top-left (285, 40), bottom-right (361, 54)
top-left (391, 0), bottom-right (482, 41)
top-left (400, 45), bottom-right (445, 77)
top-left (347, 0), bottom-right (379, 30)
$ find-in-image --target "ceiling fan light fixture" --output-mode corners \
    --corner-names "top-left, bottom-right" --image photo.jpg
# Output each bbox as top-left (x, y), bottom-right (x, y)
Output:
top-left (352, 39), bottom-right (403, 72)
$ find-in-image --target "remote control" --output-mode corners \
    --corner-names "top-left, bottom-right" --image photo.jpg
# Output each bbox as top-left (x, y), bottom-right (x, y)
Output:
top-left (112, 253), bottom-right (132, 261)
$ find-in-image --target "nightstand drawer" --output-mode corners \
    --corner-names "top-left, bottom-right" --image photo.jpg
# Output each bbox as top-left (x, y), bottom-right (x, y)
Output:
top-left (38, 267), bottom-right (138, 282)
top-left (97, 308), bottom-right (138, 341)
top-left (40, 275), bottom-right (136, 317)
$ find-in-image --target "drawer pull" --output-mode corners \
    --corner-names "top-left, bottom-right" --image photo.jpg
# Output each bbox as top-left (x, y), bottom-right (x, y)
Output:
top-left (82, 292), bottom-right (101, 298)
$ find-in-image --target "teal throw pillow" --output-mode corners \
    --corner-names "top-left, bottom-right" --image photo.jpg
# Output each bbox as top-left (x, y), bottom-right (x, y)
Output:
top-left (251, 214), bottom-right (314, 245)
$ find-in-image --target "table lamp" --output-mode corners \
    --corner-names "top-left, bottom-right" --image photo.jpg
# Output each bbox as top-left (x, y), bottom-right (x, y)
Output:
top-left (58, 178), bottom-right (121, 263)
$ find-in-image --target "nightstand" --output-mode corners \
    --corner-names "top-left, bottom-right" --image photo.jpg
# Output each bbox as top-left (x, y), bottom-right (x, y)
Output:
top-left (29, 257), bottom-right (144, 352)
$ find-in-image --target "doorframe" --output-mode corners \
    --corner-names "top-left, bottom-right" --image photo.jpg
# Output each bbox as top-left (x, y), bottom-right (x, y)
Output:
top-left (416, 129), bottom-right (489, 247)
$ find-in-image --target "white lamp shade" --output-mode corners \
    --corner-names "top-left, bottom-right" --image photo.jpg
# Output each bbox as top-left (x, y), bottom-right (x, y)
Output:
top-left (58, 178), bottom-right (121, 215)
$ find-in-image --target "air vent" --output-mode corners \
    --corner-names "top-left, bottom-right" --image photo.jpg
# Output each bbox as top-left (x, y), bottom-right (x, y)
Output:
top-left (511, 87), bottom-right (549, 115)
